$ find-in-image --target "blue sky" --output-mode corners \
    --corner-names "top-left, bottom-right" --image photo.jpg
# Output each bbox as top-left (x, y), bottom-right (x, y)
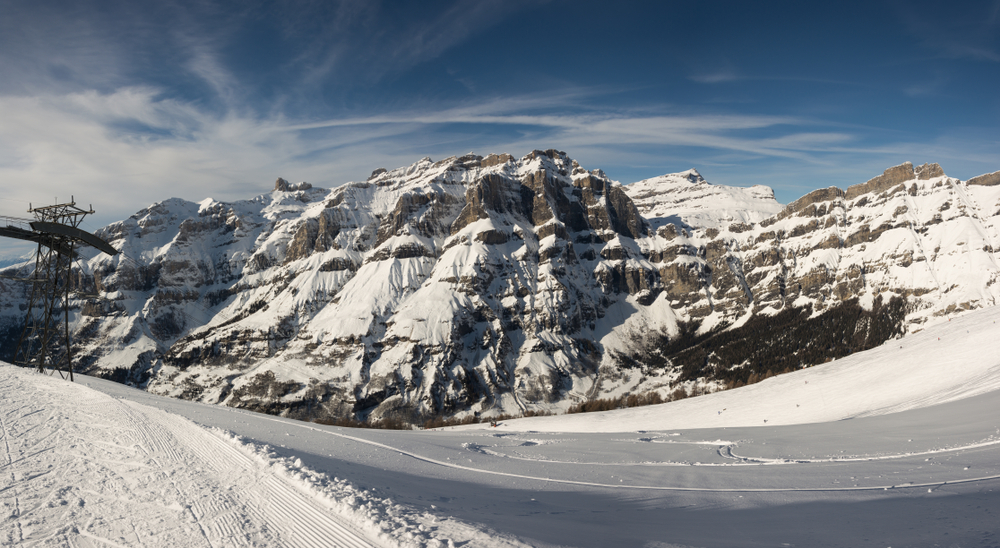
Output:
top-left (1, 0), bottom-right (999, 256)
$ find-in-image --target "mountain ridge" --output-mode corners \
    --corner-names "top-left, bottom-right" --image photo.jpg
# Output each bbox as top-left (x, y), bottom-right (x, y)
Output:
top-left (1, 150), bottom-right (998, 424)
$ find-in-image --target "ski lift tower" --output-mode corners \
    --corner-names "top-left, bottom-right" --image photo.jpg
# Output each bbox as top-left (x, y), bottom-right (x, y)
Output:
top-left (0, 197), bottom-right (118, 380)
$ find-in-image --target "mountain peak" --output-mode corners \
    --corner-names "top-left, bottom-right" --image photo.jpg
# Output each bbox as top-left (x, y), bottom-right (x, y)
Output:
top-left (625, 169), bottom-right (781, 230)
top-left (676, 168), bottom-right (705, 184)
top-left (968, 169), bottom-right (1000, 187)
top-left (915, 162), bottom-right (945, 180)
top-left (844, 161), bottom-right (949, 200)
top-left (274, 178), bottom-right (313, 192)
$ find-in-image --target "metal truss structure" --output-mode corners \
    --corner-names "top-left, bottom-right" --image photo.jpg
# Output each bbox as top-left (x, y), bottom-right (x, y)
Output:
top-left (0, 198), bottom-right (118, 380)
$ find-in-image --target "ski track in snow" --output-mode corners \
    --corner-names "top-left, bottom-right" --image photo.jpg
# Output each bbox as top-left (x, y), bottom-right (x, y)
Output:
top-left (148, 401), bottom-right (377, 548)
top-left (458, 435), bottom-right (1000, 471)
top-left (219, 412), bottom-right (1000, 493)
top-left (0, 369), bottom-right (379, 548)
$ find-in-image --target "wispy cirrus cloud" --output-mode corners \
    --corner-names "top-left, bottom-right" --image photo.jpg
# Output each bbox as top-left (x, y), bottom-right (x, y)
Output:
top-left (276, 94), bottom-right (845, 164)
top-left (266, 0), bottom-right (548, 93)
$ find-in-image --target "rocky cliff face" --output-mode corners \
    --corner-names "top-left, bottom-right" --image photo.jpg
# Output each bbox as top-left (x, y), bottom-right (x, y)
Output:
top-left (1, 153), bottom-right (998, 423)
top-left (619, 161), bottom-right (1000, 388)
top-left (668, 161), bottom-right (1000, 326)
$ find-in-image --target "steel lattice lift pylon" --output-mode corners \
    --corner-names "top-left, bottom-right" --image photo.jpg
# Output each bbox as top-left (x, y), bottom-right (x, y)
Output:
top-left (0, 197), bottom-right (118, 380)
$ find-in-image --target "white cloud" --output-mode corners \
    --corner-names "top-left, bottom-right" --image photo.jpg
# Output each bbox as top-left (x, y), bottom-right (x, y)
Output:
top-left (0, 89), bottom-right (291, 224)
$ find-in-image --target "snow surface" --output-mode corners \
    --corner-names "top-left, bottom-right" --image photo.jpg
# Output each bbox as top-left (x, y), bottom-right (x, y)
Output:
top-left (4, 303), bottom-right (1000, 547)
top-left (0, 365), bottom-right (525, 548)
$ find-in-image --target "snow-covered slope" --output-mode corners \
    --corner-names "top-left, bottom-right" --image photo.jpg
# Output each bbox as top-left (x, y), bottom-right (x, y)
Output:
top-left (1, 153), bottom-right (999, 426)
top-left (0, 362), bottom-right (529, 548)
top-left (492, 302), bottom-right (1000, 432)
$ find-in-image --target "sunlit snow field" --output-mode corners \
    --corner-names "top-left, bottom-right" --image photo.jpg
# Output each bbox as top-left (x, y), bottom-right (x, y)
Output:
top-left (3, 305), bottom-right (1000, 547)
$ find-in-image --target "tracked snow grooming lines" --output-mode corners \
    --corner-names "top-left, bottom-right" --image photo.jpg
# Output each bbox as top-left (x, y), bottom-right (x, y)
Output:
top-left (0, 198), bottom-right (117, 380)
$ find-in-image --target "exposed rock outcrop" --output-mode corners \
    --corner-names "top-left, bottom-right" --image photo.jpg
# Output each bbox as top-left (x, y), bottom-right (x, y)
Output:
top-left (780, 187), bottom-right (845, 218)
top-left (968, 170), bottom-right (1000, 187)
top-left (274, 178), bottom-right (313, 192)
top-left (846, 162), bottom-right (915, 200)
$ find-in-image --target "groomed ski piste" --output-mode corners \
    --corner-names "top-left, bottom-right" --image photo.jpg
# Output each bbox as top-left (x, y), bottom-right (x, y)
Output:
top-left (3, 305), bottom-right (1000, 547)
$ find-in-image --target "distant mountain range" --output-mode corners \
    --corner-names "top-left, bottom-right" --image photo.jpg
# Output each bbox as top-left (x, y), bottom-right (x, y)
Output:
top-left (0, 254), bottom-right (31, 269)
top-left (1, 150), bottom-right (998, 424)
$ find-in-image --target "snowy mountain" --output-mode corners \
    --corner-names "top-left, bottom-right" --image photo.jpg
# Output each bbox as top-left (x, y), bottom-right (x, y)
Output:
top-left (625, 168), bottom-right (782, 231)
top-left (1, 151), bottom-right (999, 425)
top-left (0, 252), bottom-right (31, 269)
